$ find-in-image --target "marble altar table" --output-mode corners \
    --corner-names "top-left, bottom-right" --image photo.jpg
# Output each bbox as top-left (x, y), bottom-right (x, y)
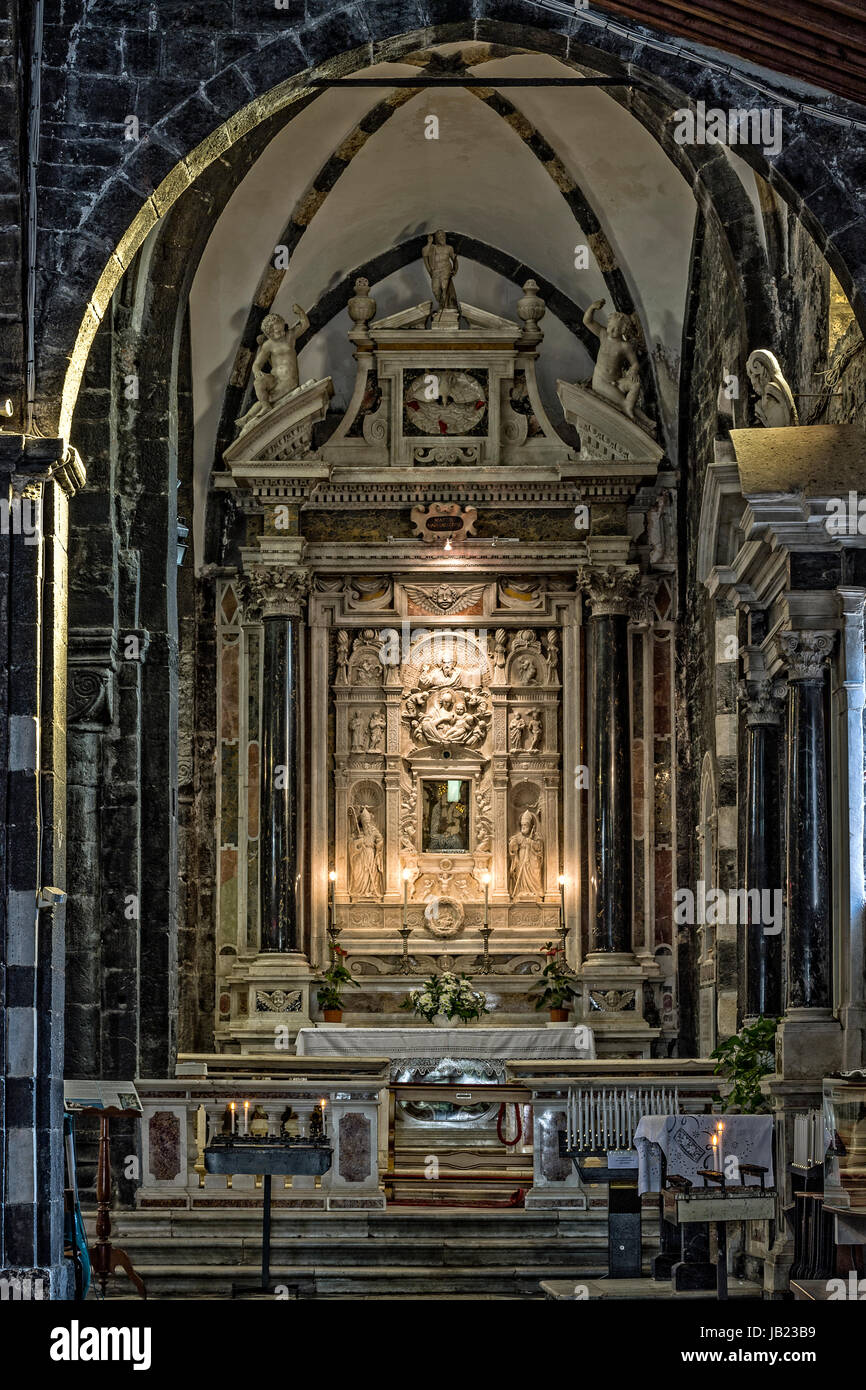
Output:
top-left (296, 1025), bottom-right (595, 1073)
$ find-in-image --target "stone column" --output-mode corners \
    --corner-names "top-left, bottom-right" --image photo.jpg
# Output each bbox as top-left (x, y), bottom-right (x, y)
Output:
top-left (578, 566), bottom-right (640, 957)
top-left (739, 676), bottom-right (785, 1018)
top-left (776, 630), bottom-right (842, 1077)
top-left (247, 568), bottom-right (309, 954)
top-left (780, 632), bottom-right (834, 1009)
top-left (0, 435), bottom-right (85, 1295)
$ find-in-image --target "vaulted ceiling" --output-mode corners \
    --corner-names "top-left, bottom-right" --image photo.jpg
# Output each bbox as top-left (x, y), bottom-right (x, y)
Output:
top-left (186, 41), bottom-right (791, 560)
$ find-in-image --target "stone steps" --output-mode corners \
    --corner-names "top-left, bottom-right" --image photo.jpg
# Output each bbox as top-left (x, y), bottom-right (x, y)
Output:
top-left (93, 1206), bottom-right (660, 1299)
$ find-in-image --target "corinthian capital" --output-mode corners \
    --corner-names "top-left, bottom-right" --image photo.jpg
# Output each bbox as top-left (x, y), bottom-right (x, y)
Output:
top-left (577, 565), bottom-right (641, 618)
top-left (777, 630), bottom-right (835, 681)
top-left (241, 566), bottom-right (311, 619)
top-left (737, 676), bottom-right (786, 725)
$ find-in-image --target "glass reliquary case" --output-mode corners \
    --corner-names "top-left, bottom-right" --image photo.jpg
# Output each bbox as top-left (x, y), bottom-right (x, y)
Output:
top-left (824, 1074), bottom-right (866, 1210)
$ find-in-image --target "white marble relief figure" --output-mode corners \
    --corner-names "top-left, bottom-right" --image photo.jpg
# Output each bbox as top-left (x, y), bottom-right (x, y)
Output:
top-left (367, 708), bottom-right (386, 752)
top-left (526, 709), bottom-right (543, 752)
top-left (235, 306), bottom-right (311, 433)
top-left (509, 711), bottom-right (526, 751)
top-left (348, 805), bottom-right (383, 898)
top-left (509, 809), bottom-right (545, 899)
top-left (349, 709), bottom-right (367, 751)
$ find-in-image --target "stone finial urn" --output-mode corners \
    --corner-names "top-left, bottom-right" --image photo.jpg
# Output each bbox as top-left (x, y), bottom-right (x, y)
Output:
top-left (348, 277), bottom-right (377, 328)
top-left (517, 279), bottom-right (545, 343)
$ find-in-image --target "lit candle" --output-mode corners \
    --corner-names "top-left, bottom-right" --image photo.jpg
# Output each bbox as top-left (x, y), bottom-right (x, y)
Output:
top-left (402, 866), bottom-right (410, 927)
top-left (329, 870), bottom-right (337, 932)
top-left (320, 1099), bottom-right (327, 1138)
top-left (196, 1105), bottom-right (206, 1153)
top-left (711, 1134), bottom-right (718, 1169)
top-left (717, 1121), bottom-right (725, 1173)
top-left (482, 872), bottom-right (491, 927)
top-left (243, 1100), bottom-right (249, 1135)
top-left (230, 1101), bottom-right (236, 1136)
top-left (557, 874), bottom-right (566, 932)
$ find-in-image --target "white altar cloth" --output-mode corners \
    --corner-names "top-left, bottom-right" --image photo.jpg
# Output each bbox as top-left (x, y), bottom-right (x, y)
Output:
top-left (296, 1024), bottom-right (595, 1062)
top-left (633, 1113), bottom-right (774, 1195)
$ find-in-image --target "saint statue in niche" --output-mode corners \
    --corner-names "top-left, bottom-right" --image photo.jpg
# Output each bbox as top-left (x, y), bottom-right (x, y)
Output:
top-left (423, 780), bottom-right (470, 854)
top-left (367, 708), bottom-right (386, 752)
top-left (348, 805), bottom-right (384, 898)
top-left (349, 709), bottom-right (367, 751)
top-left (508, 809), bottom-right (545, 899)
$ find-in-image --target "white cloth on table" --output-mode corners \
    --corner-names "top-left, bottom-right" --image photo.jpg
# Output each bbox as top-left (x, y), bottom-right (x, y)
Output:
top-left (295, 1024), bottom-right (595, 1061)
top-left (633, 1113), bottom-right (774, 1195)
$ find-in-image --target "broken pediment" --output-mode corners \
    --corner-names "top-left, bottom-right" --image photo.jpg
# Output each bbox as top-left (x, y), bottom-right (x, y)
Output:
top-left (223, 377), bottom-right (334, 465)
top-left (557, 380), bottom-right (665, 466)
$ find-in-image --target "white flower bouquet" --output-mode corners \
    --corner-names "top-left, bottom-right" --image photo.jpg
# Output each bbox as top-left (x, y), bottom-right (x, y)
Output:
top-left (401, 970), bottom-right (489, 1023)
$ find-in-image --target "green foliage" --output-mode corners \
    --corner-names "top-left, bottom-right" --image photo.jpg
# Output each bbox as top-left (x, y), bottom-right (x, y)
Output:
top-left (710, 1015), bottom-right (779, 1112)
top-left (530, 942), bottom-right (578, 1012)
top-left (316, 946), bottom-right (360, 1011)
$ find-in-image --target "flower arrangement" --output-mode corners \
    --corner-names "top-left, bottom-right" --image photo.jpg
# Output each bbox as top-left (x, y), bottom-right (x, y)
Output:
top-left (401, 971), bottom-right (489, 1024)
top-left (316, 945), bottom-right (360, 1015)
top-left (530, 941), bottom-right (578, 1015)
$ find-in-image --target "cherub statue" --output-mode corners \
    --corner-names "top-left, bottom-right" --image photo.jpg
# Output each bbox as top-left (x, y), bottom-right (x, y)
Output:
top-left (746, 349), bottom-right (798, 427)
top-left (236, 306), bottom-right (310, 433)
top-left (583, 298), bottom-right (655, 434)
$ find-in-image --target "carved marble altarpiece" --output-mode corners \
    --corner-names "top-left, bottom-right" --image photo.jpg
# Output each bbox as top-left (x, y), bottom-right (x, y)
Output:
top-left (213, 263), bottom-right (674, 1054)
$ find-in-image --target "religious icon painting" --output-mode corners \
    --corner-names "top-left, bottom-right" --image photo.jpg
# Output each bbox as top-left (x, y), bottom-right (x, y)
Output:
top-left (422, 779), bottom-right (470, 853)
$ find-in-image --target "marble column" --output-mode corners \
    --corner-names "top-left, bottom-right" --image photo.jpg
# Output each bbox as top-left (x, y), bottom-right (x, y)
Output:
top-left (247, 568), bottom-right (309, 953)
top-left (739, 677), bottom-right (785, 1017)
top-left (578, 567), bottom-right (640, 955)
top-left (779, 632), bottom-right (835, 1010)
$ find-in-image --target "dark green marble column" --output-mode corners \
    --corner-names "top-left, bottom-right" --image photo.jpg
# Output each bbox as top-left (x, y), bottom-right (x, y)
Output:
top-left (779, 631), bottom-right (834, 1011)
top-left (580, 568), bottom-right (640, 955)
top-left (740, 677), bottom-right (785, 1017)
top-left (250, 568), bottom-right (309, 954)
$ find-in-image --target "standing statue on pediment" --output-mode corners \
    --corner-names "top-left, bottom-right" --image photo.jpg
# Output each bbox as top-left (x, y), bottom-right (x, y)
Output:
top-left (236, 306), bottom-right (311, 433)
top-left (423, 231), bottom-right (459, 319)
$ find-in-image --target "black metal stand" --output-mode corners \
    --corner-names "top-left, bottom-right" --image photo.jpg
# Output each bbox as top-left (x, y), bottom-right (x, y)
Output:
top-left (559, 1136), bottom-right (642, 1279)
top-left (204, 1139), bottom-right (333, 1297)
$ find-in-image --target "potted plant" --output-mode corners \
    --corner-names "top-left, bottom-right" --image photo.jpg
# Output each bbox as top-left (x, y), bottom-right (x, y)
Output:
top-left (710, 1015), bottom-right (779, 1112)
top-left (401, 971), bottom-right (489, 1025)
top-left (316, 946), bottom-right (359, 1022)
top-left (530, 941), bottom-right (578, 1021)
